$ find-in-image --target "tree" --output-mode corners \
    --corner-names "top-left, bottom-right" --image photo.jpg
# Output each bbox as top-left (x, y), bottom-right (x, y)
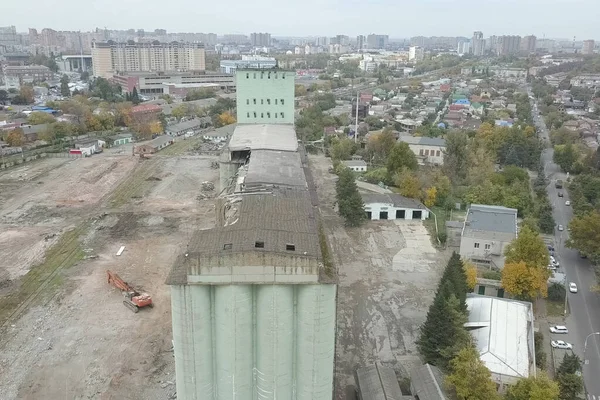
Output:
top-left (330, 137), bottom-right (357, 161)
top-left (80, 71), bottom-right (90, 82)
top-left (504, 226), bottom-right (549, 270)
top-left (423, 187), bottom-right (437, 208)
top-left (131, 86), bottom-right (140, 105)
top-left (443, 130), bottom-right (469, 184)
top-left (336, 167), bottom-right (365, 227)
top-left (294, 84), bottom-right (308, 97)
top-left (217, 111), bottom-right (236, 127)
top-left (19, 85), bottom-right (35, 104)
top-left (506, 373), bottom-right (559, 400)
top-left (366, 128), bottom-right (396, 165)
top-left (386, 142), bottom-right (417, 176)
top-left (27, 111), bottom-right (55, 125)
top-left (463, 260), bottom-right (477, 290)
top-left (502, 261), bottom-right (549, 299)
top-left (5, 128), bottom-right (25, 146)
top-left (446, 346), bottom-right (499, 400)
top-left (395, 170), bottom-right (421, 199)
top-left (567, 210), bottom-right (600, 260)
top-left (60, 74), bottom-right (70, 97)
top-left (185, 88), bottom-right (215, 101)
top-left (553, 143), bottom-right (578, 173)
top-left (0, 89), bottom-right (8, 102)
top-left (556, 353), bottom-right (583, 400)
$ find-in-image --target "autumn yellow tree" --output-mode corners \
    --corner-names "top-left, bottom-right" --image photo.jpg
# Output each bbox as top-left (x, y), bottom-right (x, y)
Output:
top-left (6, 128), bottom-right (25, 146)
top-left (505, 225), bottom-right (549, 269)
top-left (395, 169), bottom-right (421, 199)
top-left (149, 121), bottom-right (163, 135)
top-left (85, 115), bottom-right (102, 132)
top-left (502, 261), bottom-right (549, 299)
top-left (218, 111), bottom-right (236, 127)
top-left (27, 111), bottom-right (56, 125)
top-left (423, 187), bottom-right (437, 208)
top-left (463, 260), bottom-right (477, 290)
top-left (447, 346), bottom-right (499, 400)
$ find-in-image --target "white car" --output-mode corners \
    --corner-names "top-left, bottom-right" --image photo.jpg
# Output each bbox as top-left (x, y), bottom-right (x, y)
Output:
top-left (558, 225), bottom-right (564, 231)
top-left (565, 201), bottom-right (571, 206)
top-left (551, 340), bottom-right (573, 349)
top-left (550, 325), bottom-right (569, 334)
top-left (569, 282), bottom-right (578, 293)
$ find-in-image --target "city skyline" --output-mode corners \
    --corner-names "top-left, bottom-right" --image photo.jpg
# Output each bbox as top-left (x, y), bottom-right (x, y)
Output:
top-left (4, 0), bottom-right (599, 40)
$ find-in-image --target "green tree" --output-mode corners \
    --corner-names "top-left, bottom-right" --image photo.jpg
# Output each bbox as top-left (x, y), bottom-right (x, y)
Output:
top-left (60, 74), bottom-right (70, 97)
top-left (336, 167), bottom-right (366, 227)
top-left (506, 373), bottom-right (559, 400)
top-left (553, 143), bottom-right (578, 173)
top-left (366, 128), bottom-right (397, 165)
top-left (330, 137), bottom-right (357, 161)
top-left (0, 89), bottom-right (8, 101)
top-left (395, 169), bottom-right (421, 199)
top-left (28, 111), bottom-right (56, 125)
top-left (386, 142), bottom-right (418, 176)
top-left (80, 71), bottom-right (90, 82)
top-left (446, 346), bottom-right (499, 400)
top-left (443, 130), bottom-right (469, 184)
top-left (557, 373), bottom-right (584, 400)
top-left (131, 86), bottom-right (141, 105)
top-left (505, 225), bottom-right (549, 269)
top-left (567, 210), bottom-right (600, 260)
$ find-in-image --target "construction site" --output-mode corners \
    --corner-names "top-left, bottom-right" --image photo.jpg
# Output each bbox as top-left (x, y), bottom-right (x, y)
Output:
top-left (0, 142), bottom-right (220, 399)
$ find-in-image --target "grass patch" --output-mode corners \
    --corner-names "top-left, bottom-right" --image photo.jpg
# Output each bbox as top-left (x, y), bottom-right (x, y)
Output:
top-left (159, 136), bottom-right (204, 156)
top-left (0, 225), bottom-right (85, 326)
top-left (108, 158), bottom-right (161, 207)
top-left (546, 299), bottom-right (566, 317)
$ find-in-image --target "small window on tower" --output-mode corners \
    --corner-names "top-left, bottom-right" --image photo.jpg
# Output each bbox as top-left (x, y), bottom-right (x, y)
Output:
top-left (246, 112), bottom-right (250, 118)
top-left (280, 112), bottom-right (284, 118)
top-left (223, 243), bottom-right (233, 250)
top-left (275, 99), bottom-right (278, 105)
top-left (253, 98), bottom-right (256, 104)
top-left (261, 99), bottom-right (264, 104)
top-left (255, 241), bottom-right (265, 248)
top-left (281, 99), bottom-right (285, 105)
top-left (267, 99), bottom-right (271, 105)
top-left (246, 99), bottom-right (249, 105)
top-left (267, 112), bottom-right (271, 118)
top-left (286, 244), bottom-right (296, 251)
top-left (246, 73), bottom-right (249, 79)
top-left (261, 113), bottom-right (264, 118)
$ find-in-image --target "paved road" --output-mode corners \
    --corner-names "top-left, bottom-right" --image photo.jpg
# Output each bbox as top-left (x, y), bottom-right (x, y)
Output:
top-left (530, 89), bottom-right (600, 399)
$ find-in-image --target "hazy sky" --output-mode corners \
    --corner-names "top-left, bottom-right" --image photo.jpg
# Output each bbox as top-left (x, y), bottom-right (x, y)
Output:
top-left (4, 0), bottom-right (599, 39)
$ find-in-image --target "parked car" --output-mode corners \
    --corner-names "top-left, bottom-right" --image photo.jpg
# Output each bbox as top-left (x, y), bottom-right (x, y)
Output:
top-left (565, 201), bottom-right (571, 206)
top-left (550, 325), bottom-right (569, 334)
top-left (558, 192), bottom-right (564, 197)
top-left (558, 225), bottom-right (564, 231)
top-left (548, 245), bottom-right (555, 252)
top-left (551, 340), bottom-right (573, 349)
top-left (569, 282), bottom-right (578, 293)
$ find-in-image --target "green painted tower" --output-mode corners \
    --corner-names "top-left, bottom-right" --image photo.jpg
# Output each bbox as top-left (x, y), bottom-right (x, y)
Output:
top-left (236, 69), bottom-right (295, 124)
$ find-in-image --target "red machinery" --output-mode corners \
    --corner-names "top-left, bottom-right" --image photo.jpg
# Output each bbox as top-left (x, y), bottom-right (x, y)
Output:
top-left (106, 270), bottom-right (153, 313)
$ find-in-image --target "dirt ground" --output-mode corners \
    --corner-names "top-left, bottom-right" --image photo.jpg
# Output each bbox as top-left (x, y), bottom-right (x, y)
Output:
top-left (309, 154), bottom-right (451, 399)
top-left (0, 148), bottom-right (219, 399)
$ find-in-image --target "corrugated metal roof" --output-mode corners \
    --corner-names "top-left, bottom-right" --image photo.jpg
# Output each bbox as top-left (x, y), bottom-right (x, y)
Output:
top-left (398, 135), bottom-right (446, 147)
top-left (465, 204), bottom-right (518, 234)
top-left (409, 364), bottom-right (448, 400)
top-left (466, 295), bottom-right (532, 379)
top-left (228, 124), bottom-right (298, 152)
top-left (361, 193), bottom-right (426, 210)
top-left (356, 364), bottom-right (403, 400)
top-left (342, 159), bottom-right (367, 167)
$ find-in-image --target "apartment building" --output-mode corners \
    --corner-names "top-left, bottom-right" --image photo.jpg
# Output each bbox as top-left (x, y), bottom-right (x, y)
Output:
top-left (366, 34), bottom-right (389, 49)
top-left (250, 32), bottom-right (271, 47)
top-left (496, 36), bottom-right (522, 55)
top-left (91, 41), bottom-right (206, 79)
top-left (3, 65), bottom-right (54, 87)
top-left (521, 35), bottom-right (537, 54)
top-left (583, 40), bottom-right (595, 55)
top-left (471, 31), bottom-right (484, 56)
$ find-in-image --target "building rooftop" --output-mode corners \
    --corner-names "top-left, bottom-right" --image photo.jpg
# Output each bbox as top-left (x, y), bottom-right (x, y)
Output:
top-left (361, 193), bottom-right (426, 210)
top-left (409, 364), bottom-right (449, 400)
top-left (466, 295), bottom-right (533, 379)
top-left (131, 104), bottom-right (162, 114)
top-left (149, 135), bottom-right (173, 148)
top-left (356, 364), bottom-right (404, 400)
top-left (342, 159), bottom-right (367, 167)
top-left (228, 124), bottom-right (298, 152)
top-left (398, 135), bottom-right (446, 147)
top-left (166, 118), bottom-right (208, 132)
top-left (464, 204), bottom-right (518, 234)
top-left (245, 150), bottom-right (307, 188)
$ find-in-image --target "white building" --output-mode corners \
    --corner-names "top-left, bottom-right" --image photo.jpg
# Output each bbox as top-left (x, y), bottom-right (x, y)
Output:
top-left (342, 159), bottom-right (367, 172)
top-left (219, 56), bottom-right (277, 74)
top-left (459, 204), bottom-right (518, 269)
top-left (466, 295), bottom-right (535, 392)
top-left (409, 46), bottom-right (424, 62)
top-left (398, 135), bottom-right (446, 165)
top-left (361, 193), bottom-right (429, 220)
top-left (570, 74), bottom-right (600, 88)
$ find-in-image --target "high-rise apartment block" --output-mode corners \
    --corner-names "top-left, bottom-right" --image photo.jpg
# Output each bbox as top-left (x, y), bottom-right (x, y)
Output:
top-left (496, 35), bottom-right (521, 55)
top-left (521, 35), bottom-right (537, 54)
top-left (409, 46), bottom-right (424, 62)
top-left (0, 26), bottom-right (18, 49)
top-left (583, 40), bottom-right (595, 55)
top-left (356, 35), bottom-right (366, 50)
top-left (168, 67), bottom-right (337, 400)
top-left (91, 41), bottom-right (205, 78)
top-left (250, 32), bottom-right (271, 47)
top-left (471, 31), bottom-right (484, 56)
top-left (367, 34), bottom-right (389, 49)
top-left (236, 69), bottom-right (295, 124)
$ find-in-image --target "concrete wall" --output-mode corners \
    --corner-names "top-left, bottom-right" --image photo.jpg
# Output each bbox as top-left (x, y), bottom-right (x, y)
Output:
top-left (459, 234), bottom-right (513, 268)
top-left (171, 283), bottom-right (337, 400)
top-left (409, 143), bottom-right (444, 165)
top-left (236, 70), bottom-right (295, 124)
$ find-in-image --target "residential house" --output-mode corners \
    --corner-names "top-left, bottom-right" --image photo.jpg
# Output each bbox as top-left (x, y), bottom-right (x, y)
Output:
top-left (165, 117), bottom-right (211, 137)
top-left (466, 295), bottom-right (535, 392)
top-left (74, 138), bottom-right (100, 156)
top-left (459, 204), bottom-right (518, 269)
top-left (361, 193), bottom-right (429, 221)
top-left (109, 133), bottom-right (133, 146)
top-left (409, 364), bottom-right (449, 400)
top-left (398, 135), bottom-right (446, 165)
top-left (469, 102), bottom-right (484, 117)
top-left (506, 104), bottom-right (517, 113)
top-left (454, 98), bottom-right (471, 107)
top-left (396, 118), bottom-right (420, 134)
top-left (133, 135), bottom-right (174, 155)
top-left (570, 74), bottom-right (600, 88)
top-left (448, 104), bottom-right (466, 112)
top-left (342, 159), bottom-right (367, 172)
top-left (495, 119), bottom-right (514, 128)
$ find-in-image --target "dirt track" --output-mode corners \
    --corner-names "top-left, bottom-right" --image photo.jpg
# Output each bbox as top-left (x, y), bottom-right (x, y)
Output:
top-left (0, 149), bottom-right (219, 399)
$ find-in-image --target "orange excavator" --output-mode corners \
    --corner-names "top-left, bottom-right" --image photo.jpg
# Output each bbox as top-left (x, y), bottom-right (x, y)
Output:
top-left (106, 270), bottom-right (153, 313)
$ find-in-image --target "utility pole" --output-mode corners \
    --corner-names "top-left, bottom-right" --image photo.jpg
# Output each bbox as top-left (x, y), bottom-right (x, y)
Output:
top-left (354, 91), bottom-right (359, 143)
